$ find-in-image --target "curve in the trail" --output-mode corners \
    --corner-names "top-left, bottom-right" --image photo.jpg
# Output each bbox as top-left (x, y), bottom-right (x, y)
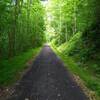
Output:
top-left (7, 45), bottom-right (88, 100)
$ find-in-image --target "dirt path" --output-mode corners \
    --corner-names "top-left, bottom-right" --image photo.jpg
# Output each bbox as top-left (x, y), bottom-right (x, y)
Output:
top-left (7, 45), bottom-right (88, 100)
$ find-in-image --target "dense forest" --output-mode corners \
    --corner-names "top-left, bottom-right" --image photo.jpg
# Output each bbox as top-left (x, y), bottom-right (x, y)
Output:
top-left (0, 0), bottom-right (45, 59)
top-left (0, 0), bottom-right (45, 88)
top-left (48, 0), bottom-right (100, 71)
top-left (46, 0), bottom-right (100, 99)
top-left (0, 0), bottom-right (100, 100)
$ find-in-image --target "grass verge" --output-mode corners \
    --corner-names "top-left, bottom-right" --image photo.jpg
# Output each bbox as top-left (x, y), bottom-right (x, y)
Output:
top-left (0, 47), bottom-right (41, 87)
top-left (51, 43), bottom-right (100, 100)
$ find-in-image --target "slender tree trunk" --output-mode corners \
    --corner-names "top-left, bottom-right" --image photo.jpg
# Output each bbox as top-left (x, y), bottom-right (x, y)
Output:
top-left (0, 15), bottom-right (2, 58)
top-left (8, 27), bottom-right (14, 57)
top-left (8, 0), bottom-right (19, 58)
top-left (95, 0), bottom-right (100, 23)
top-left (73, 1), bottom-right (77, 35)
top-left (27, 0), bottom-right (30, 34)
top-left (0, 44), bottom-right (1, 59)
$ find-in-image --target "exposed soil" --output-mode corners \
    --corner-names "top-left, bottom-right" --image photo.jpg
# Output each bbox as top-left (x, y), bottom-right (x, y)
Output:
top-left (7, 45), bottom-right (88, 100)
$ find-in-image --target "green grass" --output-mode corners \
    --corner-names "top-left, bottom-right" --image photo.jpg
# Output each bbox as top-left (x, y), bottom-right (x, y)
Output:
top-left (0, 47), bottom-right (41, 86)
top-left (51, 43), bottom-right (100, 100)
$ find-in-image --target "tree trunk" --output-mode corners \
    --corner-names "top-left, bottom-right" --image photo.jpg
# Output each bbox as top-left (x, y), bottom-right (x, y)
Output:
top-left (8, 0), bottom-right (19, 58)
top-left (73, 1), bottom-right (77, 35)
top-left (27, 0), bottom-right (30, 34)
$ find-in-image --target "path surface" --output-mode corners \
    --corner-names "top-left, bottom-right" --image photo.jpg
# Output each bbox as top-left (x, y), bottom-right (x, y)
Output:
top-left (8, 45), bottom-right (88, 100)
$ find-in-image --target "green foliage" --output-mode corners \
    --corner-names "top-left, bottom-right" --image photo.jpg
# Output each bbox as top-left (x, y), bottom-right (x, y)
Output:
top-left (49, 0), bottom-right (100, 99)
top-left (60, 32), bottom-right (82, 55)
top-left (51, 44), bottom-right (100, 99)
top-left (57, 31), bottom-right (100, 77)
top-left (0, 47), bottom-right (41, 86)
top-left (49, 0), bottom-right (100, 78)
top-left (48, 0), bottom-right (97, 44)
top-left (0, 0), bottom-right (45, 86)
top-left (0, 0), bottom-right (45, 58)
